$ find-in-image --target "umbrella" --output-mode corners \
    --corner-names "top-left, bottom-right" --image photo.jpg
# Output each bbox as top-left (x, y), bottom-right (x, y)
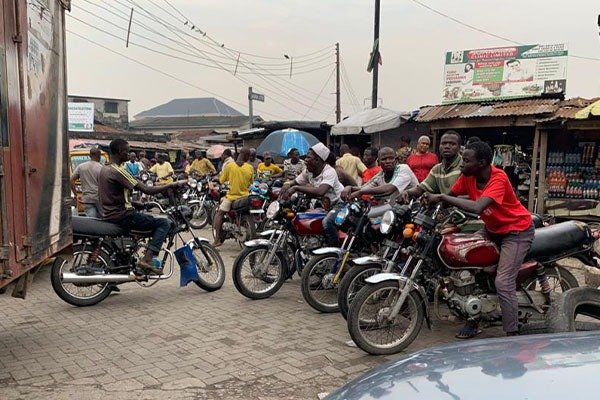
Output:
top-left (256, 128), bottom-right (320, 157)
top-left (206, 144), bottom-right (226, 159)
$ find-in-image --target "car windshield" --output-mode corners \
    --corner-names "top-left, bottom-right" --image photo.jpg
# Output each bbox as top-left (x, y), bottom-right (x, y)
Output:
top-left (71, 154), bottom-right (107, 169)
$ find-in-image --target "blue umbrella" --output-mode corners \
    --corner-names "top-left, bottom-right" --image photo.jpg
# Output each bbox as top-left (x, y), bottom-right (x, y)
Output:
top-left (256, 129), bottom-right (320, 157)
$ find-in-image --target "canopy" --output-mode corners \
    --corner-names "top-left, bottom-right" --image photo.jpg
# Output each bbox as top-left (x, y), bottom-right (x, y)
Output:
top-left (575, 99), bottom-right (600, 119)
top-left (331, 107), bottom-right (411, 136)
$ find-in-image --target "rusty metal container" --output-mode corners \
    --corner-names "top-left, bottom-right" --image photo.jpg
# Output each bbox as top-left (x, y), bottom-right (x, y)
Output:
top-left (0, 0), bottom-right (72, 296)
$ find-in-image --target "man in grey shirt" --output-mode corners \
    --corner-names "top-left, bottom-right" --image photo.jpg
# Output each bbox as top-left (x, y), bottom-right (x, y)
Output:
top-left (70, 147), bottom-right (103, 218)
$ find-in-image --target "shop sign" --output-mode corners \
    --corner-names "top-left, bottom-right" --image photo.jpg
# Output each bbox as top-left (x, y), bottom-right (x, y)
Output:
top-left (68, 102), bottom-right (95, 132)
top-left (442, 43), bottom-right (568, 104)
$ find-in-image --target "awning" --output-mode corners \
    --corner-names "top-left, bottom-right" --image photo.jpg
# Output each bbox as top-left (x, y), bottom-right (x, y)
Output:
top-left (575, 99), bottom-right (600, 119)
top-left (331, 107), bottom-right (411, 136)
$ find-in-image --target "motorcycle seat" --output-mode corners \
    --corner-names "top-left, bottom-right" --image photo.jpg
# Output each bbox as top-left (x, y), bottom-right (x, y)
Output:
top-left (528, 220), bottom-right (591, 260)
top-left (72, 216), bottom-right (125, 236)
top-left (231, 196), bottom-right (250, 211)
top-left (531, 213), bottom-right (544, 228)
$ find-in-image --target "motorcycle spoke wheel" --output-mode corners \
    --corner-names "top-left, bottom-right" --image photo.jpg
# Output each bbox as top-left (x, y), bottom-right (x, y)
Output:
top-left (348, 282), bottom-right (424, 355)
top-left (193, 243), bottom-right (225, 291)
top-left (338, 265), bottom-right (382, 320)
top-left (301, 255), bottom-right (340, 313)
top-left (523, 265), bottom-right (579, 293)
top-left (233, 246), bottom-right (285, 299)
top-left (189, 204), bottom-right (209, 229)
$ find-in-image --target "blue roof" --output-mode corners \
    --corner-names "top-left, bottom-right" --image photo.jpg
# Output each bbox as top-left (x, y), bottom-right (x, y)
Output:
top-left (135, 98), bottom-right (243, 119)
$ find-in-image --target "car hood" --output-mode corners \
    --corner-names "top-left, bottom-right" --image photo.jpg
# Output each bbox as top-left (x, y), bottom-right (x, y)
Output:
top-left (326, 331), bottom-right (600, 400)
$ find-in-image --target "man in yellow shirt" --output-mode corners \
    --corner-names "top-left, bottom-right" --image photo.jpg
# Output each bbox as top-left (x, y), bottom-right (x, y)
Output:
top-left (187, 150), bottom-right (216, 176)
top-left (149, 153), bottom-right (174, 184)
top-left (257, 152), bottom-right (283, 181)
top-left (336, 144), bottom-right (366, 184)
top-left (212, 147), bottom-right (254, 247)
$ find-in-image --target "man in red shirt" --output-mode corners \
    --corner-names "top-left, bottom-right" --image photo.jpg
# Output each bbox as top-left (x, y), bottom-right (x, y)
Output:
top-left (362, 147), bottom-right (382, 184)
top-left (425, 141), bottom-right (534, 338)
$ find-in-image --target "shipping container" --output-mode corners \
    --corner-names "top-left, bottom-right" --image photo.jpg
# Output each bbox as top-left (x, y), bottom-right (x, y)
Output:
top-left (0, 0), bottom-right (71, 297)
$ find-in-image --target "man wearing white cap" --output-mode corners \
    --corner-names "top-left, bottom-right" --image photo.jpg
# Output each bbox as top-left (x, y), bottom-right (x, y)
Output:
top-left (281, 143), bottom-right (344, 246)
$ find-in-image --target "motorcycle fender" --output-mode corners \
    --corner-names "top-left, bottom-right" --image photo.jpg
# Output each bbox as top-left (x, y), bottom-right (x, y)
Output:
top-left (249, 210), bottom-right (265, 214)
top-left (352, 255), bottom-right (386, 266)
top-left (187, 200), bottom-right (201, 205)
top-left (572, 251), bottom-right (599, 268)
top-left (186, 238), bottom-right (210, 247)
top-left (312, 247), bottom-right (345, 256)
top-left (244, 239), bottom-right (271, 247)
top-left (259, 230), bottom-right (283, 237)
top-left (365, 273), bottom-right (432, 330)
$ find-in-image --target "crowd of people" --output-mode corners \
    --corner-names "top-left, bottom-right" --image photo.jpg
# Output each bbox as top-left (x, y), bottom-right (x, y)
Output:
top-left (73, 132), bottom-right (533, 339)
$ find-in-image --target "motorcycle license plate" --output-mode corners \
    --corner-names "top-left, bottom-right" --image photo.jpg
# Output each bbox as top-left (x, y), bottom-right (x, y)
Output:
top-left (383, 239), bottom-right (400, 249)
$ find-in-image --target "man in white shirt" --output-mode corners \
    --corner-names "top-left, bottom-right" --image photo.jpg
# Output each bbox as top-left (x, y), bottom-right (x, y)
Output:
top-left (281, 143), bottom-right (343, 246)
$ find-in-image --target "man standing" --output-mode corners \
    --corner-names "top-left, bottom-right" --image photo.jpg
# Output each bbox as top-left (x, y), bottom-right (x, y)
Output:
top-left (342, 147), bottom-right (418, 202)
top-left (138, 151), bottom-right (151, 170)
top-left (282, 143), bottom-right (344, 247)
top-left (362, 147), bottom-right (382, 184)
top-left (425, 141), bottom-right (534, 338)
top-left (219, 149), bottom-right (234, 172)
top-left (402, 131), bottom-right (463, 199)
top-left (248, 148), bottom-right (261, 171)
top-left (336, 144), bottom-right (366, 184)
top-left (212, 148), bottom-right (255, 247)
top-left (70, 147), bottom-right (103, 218)
top-left (257, 152), bottom-right (283, 180)
top-left (396, 136), bottom-right (414, 164)
top-left (124, 152), bottom-right (144, 178)
top-left (283, 148), bottom-right (305, 181)
top-left (99, 139), bottom-right (185, 274)
top-left (149, 153), bottom-right (174, 185)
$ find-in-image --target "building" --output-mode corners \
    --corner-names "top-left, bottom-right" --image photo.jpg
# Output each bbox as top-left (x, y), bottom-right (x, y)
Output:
top-left (129, 97), bottom-right (262, 137)
top-left (68, 95), bottom-right (130, 130)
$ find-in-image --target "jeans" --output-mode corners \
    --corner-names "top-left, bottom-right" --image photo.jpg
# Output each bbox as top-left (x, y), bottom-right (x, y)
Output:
top-left (118, 212), bottom-right (173, 253)
top-left (83, 203), bottom-right (100, 218)
top-left (322, 202), bottom-right (344, 247)
top-left (483, 224), bottom-right (535, 333)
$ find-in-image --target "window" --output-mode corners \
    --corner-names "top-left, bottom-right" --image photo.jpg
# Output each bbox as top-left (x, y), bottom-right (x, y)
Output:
top-left (104, 101), bottom-right (118, 114)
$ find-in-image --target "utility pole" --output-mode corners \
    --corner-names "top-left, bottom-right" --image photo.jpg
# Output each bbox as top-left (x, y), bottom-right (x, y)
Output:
top-left (335, 42), bottom-right (341, 123)
top-left (371, 0), bottom-right (380, 109)
top-left (248, 86), bottom-right (253, 129)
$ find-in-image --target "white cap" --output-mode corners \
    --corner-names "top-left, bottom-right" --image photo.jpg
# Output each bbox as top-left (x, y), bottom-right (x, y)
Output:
top-left (311, 143), bottom-right (330, 162)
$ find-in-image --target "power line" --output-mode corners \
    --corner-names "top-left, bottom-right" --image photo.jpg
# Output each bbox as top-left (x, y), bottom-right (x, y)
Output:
top-left (66, 29), bottom-right (288, 120)
top-left (408, 0), bottom-right (600, 62)
top-left (302, 66), bottom-right (336, 118)
top-left (340, 58), bottom-right (361, 112)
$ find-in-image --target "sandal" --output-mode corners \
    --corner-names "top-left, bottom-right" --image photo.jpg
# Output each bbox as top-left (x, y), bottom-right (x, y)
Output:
top-left (455, 323), bottom-right (482, 339)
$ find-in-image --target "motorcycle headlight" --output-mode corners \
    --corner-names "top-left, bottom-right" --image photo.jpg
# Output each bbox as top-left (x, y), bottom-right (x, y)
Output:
top-left (335, 206), bottom-right (350, 226)
top-left (140, 172), bottom-right (149, 181)
top-left (266, 201), bottom-right (280, 219)
top-left (188, 178), bottom-right (198, 188)
top-left (380, 210), bottom-right (396, 235)
top-left (146, 181), bottom-right (153, 187)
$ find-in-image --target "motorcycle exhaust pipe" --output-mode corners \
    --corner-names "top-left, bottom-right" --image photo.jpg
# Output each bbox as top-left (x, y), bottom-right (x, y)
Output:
top-left (61, 272), bottom-right (137, 284)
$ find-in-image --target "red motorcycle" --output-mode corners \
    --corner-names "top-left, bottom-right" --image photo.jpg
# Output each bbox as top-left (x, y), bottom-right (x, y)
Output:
top-left (347, 204), bottom-right (599, 355)
top-left (232, 195), bottom-right (340, 299)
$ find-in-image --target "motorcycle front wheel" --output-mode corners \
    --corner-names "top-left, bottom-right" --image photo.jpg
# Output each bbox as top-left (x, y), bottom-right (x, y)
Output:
top-left (347, 281), bottom-right (424, 355)
top-left (338, 263), bottom-right (383, 320)
top-left (189, 203), bottom-right (210, 230)
top-left (192, 242), bottom-right (226, 291)
top-left (50, 244), bottom-right (113, 307)
top-left (232, 245), bottom-right (286, 299)
top-left (301, 254), bottom-right (342, 313)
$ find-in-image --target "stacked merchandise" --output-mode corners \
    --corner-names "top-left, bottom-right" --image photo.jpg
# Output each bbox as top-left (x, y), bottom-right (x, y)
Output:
top-left (546, 144), bottom-right (600, 200)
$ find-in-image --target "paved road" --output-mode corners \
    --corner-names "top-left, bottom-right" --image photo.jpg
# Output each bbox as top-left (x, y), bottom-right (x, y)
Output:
top-left (1, 227), bottom-right (525, 399)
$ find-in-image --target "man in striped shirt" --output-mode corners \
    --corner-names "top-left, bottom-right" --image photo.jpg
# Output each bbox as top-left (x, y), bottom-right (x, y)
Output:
top-left (401, 131), bottom-right (463, 200)
top-left (99, 139), bottom-right (185, 275)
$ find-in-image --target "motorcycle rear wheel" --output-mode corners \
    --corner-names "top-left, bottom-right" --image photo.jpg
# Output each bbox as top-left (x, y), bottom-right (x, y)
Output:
top-left (238, 215), bottom-right (257, 248)
top-left (522, 265), bottom-right (579, 292)
top-left (347, 281), bottom-right (424, 355)
top-left (192, 242), bottom-right (226, 291)
top-left (301, 254), bottom-right (342, 313)
top-left (232, 245), bottom-right (286, 299)
top-left (338, 263), bottom-right (383, 320)
top-left (50, 244), bottom-right (112, 307)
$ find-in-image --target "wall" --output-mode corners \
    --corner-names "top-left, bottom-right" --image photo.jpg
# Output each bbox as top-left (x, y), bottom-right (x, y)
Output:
top-left (69, 96), bottom-right (129, 130)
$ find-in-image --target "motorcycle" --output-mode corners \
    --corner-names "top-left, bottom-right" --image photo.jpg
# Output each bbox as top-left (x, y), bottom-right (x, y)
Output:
top-left (211, 191), bottom-right (260, 248)
top-left (300, 200), bottom-right (390, 313)
top-left (347, 204), bottom-right (595, 355)
top-left (232, 195), bottom-right (329, 299)
top-left (51, 200), bottom-right (226, 307)
top-left (184, 174), bottom-right (218, 229)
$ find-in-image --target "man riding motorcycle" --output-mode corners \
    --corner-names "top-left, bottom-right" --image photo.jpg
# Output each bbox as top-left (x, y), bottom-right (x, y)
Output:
top-left (98, 139), bottom-right (186, 275)
top-left (424, 141), bottom-right (534, 338)
top-left (280, 143), bottom-right (344, 247)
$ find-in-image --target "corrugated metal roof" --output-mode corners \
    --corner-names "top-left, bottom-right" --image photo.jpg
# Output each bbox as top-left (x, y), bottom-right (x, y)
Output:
top-left (129, 115), bottom-right (257, 129)
top-left (135, 98), bottom-right (243, 119)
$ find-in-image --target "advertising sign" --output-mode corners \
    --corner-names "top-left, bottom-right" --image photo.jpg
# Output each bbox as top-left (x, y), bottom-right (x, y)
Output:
top-left (442, 44), bottom-right (568, 104)
top-left (68, 102), bottom-right (95, 132)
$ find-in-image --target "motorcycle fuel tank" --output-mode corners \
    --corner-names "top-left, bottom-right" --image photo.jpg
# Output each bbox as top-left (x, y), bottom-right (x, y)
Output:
top-left (438, 233), bottom-right (500, 269)
top-left (293, 210), bottom-right (326, 236)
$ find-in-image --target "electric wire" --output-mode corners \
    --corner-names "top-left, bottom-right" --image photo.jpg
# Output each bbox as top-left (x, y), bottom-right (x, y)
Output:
top-left (302, 66), bottom-right (336, 118)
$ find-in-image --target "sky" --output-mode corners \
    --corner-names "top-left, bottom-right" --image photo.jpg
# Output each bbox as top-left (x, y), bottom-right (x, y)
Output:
top-left (65, 0), bottom-right (600, 123)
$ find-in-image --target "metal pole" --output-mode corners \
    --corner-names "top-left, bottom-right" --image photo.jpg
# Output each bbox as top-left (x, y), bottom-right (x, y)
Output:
top-left (371, 0), bottom-right (380, 109)
top-left (335, 43), bottom-right (341, 124)
top-left (248, 87), bottom-right (253, 128)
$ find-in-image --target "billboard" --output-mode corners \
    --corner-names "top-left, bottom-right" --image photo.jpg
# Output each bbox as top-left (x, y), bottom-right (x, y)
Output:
top-left (68, 102), bottom-right (94, 132)
top-left (442, 44), bottom-right (568, 104)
